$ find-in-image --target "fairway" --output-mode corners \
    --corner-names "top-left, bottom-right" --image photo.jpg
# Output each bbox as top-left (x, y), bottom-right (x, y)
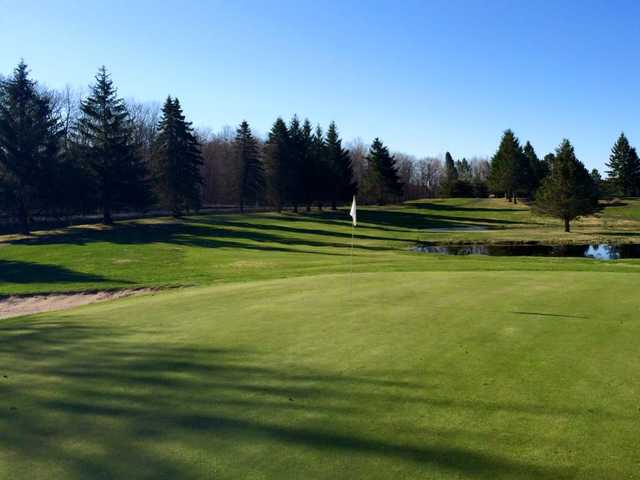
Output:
top-left (1, 199), bottom-right (640, 479)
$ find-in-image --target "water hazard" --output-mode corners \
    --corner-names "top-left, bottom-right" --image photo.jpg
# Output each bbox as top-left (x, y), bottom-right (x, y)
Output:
top-left (413, 243), bottom-right (640, 260)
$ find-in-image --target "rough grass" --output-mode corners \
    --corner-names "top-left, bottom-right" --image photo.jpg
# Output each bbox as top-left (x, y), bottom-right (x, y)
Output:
top-left (1, 198), bottom-right (640, 479)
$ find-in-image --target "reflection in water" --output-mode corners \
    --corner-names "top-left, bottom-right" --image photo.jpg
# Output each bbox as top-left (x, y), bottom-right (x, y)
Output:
top-left (413, 243), bottom-right (640, 260)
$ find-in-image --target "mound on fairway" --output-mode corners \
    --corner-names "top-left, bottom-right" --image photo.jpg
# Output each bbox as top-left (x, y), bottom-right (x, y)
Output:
top-left (1, 271), bottom-right (638, 479)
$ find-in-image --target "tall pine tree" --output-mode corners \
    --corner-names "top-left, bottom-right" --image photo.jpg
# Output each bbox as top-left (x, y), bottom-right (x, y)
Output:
top-left (489, 129), bottom-right (526, 203)
top-left (234, 120), bottom-right (263, 213)
top-left (152, 96), bottom-right (203, 216)
top-left (534, 139), bottom-right (598, 232)
top-left (442, 152), bottom-right (458, 197)
top-left (287, 115), bottom-right (305, 212)
top-left (300, 119), bottom-right (315, 211)
top-left (362, 138), bottom-right (402, 205)
top-left (325, 121), bottom-right (356, 209)
top-left (264, 117), bottom-right (290, 211)
top-left (522, 141), bottom-right (547, 195)
top-left (311, 125), bottom-right (328, 210)
top-left (606, 133), bottom-right (640, 196)
top-left (76, 67), bottom-right (148, 224)
top-left (0, 61), bottom-right (62, 234)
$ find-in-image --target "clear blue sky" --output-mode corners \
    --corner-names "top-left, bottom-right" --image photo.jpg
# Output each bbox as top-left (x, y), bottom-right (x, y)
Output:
top-left (2, 0), bottom-right (639, 172)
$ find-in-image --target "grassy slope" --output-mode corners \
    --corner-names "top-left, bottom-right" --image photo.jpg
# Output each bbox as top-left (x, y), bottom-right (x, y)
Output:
top-left (1, 198), bottom-right (640, 479)
top-left (2, 197), bottom-right (640, 296)
top-left (1, 272), bottom-right (639, 479)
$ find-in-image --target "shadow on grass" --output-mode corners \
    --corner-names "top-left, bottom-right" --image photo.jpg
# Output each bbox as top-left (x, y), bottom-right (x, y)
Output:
top-left (513, 311), bottom-right (589, 319)
top-left (405, 200), bottom-right (526, 213)
top-left (4, 220), bottom-right (392, 255)
top-left (355, 210), bottom-right (531, 232)
top-left (0, 260), bottom-right (116, 286)
top-left (293, 209), bottom-right (520, 231)
top-left (2, 203), bottom-right (533, 258)
top-left (0, 319), bottom-right (594, 479)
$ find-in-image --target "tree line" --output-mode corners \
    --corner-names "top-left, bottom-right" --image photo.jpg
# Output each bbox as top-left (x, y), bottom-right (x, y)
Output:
top-left (486, 129), bottom-right (599, 232)
top-left (0, 62), bottom-right (410, 233)
top-left (1, 61), bottom-right (637, 234)
top-left (485, 128), bottom-right (640, 231)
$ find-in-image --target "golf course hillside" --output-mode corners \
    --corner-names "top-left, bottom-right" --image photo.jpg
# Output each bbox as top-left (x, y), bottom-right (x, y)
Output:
top-left (1, 198), bottom-right (640, 479)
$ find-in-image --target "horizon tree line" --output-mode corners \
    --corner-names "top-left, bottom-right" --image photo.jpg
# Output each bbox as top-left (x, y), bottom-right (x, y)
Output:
top-left (0, 61), bottom-right (402, 233)
top-left (488, 129), bottom-right (599, 231)
top-left (0, 60), bottom-right (637, 234)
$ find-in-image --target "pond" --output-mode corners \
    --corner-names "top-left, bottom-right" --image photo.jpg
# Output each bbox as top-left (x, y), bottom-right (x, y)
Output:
top-left (413, 243), bottom-right (640, 260)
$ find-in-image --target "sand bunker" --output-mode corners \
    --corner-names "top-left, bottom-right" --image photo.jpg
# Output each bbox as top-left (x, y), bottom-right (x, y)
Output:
top-left (0, 289), bottom-right (154, 320)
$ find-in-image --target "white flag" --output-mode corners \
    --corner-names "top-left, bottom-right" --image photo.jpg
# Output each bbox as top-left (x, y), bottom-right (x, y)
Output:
top-left (349, 196), bottom-right (357, 226)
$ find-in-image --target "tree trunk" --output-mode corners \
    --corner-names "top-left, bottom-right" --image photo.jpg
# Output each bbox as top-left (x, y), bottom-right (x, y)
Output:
top-left (513, 193), bottom-right (518, 204)
top-left (564, 217), bottom-right (570, 233)
top-left (240, 197), bottom-right (245, 214)
top-left (305, 203), bottom-right (311, 212)
top-left (331, 200), bottom-right (337, 211)
top-left (293, 203), bottom-right (298, 213)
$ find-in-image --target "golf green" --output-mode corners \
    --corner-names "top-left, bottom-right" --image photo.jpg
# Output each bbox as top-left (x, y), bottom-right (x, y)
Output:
top-left (1, 270), bottom-right (638, 479)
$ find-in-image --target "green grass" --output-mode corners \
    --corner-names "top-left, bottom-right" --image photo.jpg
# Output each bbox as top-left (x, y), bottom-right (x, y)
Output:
top-left (2, 197), bottom-right (640, 296)
top-left (2, 272), bottom-right (640, 479)
top-left (1, 198), bottom-right (640, 479)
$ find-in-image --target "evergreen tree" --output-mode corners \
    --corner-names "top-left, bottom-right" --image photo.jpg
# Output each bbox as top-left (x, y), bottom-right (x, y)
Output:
top-left (325, 121), bottom-right (356, 209)
top-left (264, 117), bottom-right (290, 211)
top-left (76, 67), bottom-right (148, 224)
top-left (606, 133), bottom-right (640, 196)
top-left (489, 129), bottom-right (526, 203)
top-left (300, 119), bottom-right (315, 211)
top-left (534, 139), bottom-right (598, 232)
top-left (234, 120), bottom-right (263, 213)
top-left (442, 152), bottom-right (458, 196)
top-left (362, 138), bottom-right (402, 205)
top-left (311, 125), bottom-right (328, 210)
top-left (0, 61), bottom-right (62, 234)
top-left (287, 115), bottom-right (304, 212)
top-left (542, 153), bottom-right (555, 175)
top-left (629, 147), bottom-right (640, 195)
top-left (590, 168), bottom-right (603, 198)
top-left (152, 96), bottom-right (203, 216)
top-left (523, 141), bottom-right (547, 195)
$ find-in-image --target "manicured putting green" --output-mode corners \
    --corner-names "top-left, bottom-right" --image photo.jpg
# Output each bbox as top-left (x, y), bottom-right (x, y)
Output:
top-left (1, 271), bottom-right (638, 479)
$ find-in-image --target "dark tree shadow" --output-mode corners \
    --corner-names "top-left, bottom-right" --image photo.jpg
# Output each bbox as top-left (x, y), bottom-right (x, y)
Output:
top-left (355, 209), bottom-right (528, 228)
top-left (0, 260), bottom-right (114, 286)
top-left (405, 201), bottom-right (527, 213)
top-left (3, 220), bottom-right (391, 254)
top-left (294, 209), bottom-right (520, 231)
top-left (0, 319), bottom-right (601, 479)
top-left (513, 311), bottom-right (589, 319)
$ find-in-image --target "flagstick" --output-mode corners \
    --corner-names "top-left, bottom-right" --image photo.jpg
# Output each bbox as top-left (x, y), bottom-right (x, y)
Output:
top-left (350, 223), bottom-right (354, 299)
top-left (348, 195), bottom-right (356, 302)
